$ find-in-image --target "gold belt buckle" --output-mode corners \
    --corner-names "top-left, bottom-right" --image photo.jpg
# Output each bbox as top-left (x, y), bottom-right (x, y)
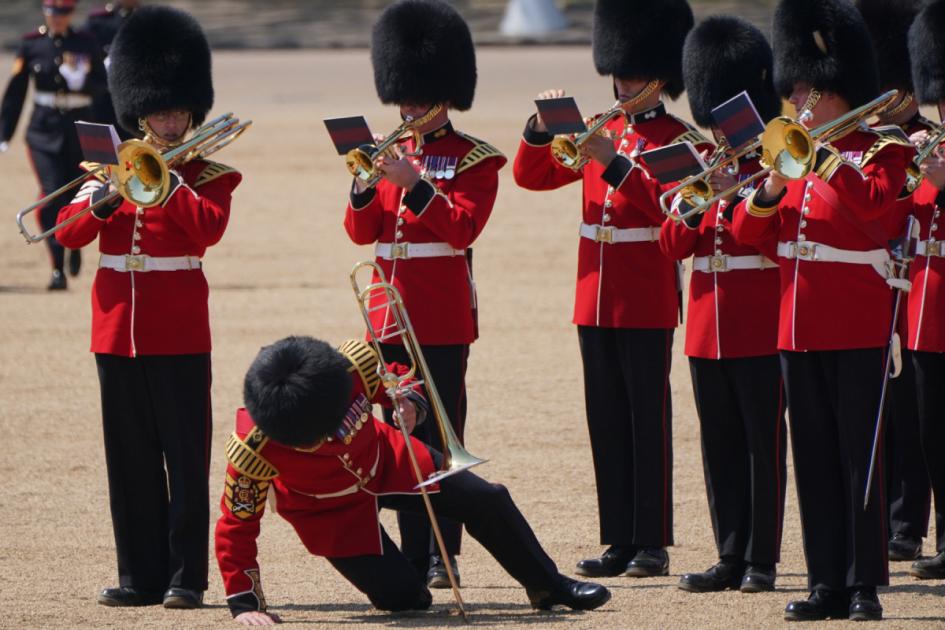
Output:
top-left (928, 240), bottom-right (942, 257)
top-left (124, 254), bottom-right (146, 271)
top-left (796, 243), bottom-right (812, 259)
top-left (390, 243), bottom-right (409, 260)
top-left (596, 226), bottom-right (615, 244)
top-left (709, 255), bottom-right (728, 271)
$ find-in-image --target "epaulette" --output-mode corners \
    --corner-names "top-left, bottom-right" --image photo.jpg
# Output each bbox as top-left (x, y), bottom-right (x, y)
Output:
top-left (667, 116), bottom-right (710, 147)
top-left (24, 26), bottom-right (45, 39)
top-left (225, 427), bottom-right (279, 481)
top-left (194, 160), bottom-right (238, 187)
top-left (80, 161), bottom-right (110, 183)
top-left (89, 5), bottom-right (115, 18)
top-left (454, 131), bottom-right (505, 175)
top-left (861, 127), bottom-right (915, 168)
top-left (338, 339), bottom-right (380, 398)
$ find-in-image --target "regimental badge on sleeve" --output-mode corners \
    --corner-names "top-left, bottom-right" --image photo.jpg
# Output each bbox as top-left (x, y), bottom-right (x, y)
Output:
top-left (225, 473), bottom-right (269, 520)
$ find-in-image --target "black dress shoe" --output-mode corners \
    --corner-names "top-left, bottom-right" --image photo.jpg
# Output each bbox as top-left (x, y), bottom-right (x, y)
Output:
top-left (68, 249), bottom-right (81, 277)
top-left (888, 534), bottom-right (922, 561)
top-left (163, 587), bottom-right (204, 609)
top-left (47, 269), bottom-right (67, 291)
top-left (97, 586), bottom-right (164, 607)
top-left (784, 589), bottom-right (849, 621)
top-left (625, 547), bottom-right (669, 577)
top-left (849, 588), bottom-right (882, 621)
top-left (740, 564), bottom-right (776, 593)
top-left (426, 555), bottom-right (460, 589)
top-left (528, 577), bottom-right (611, 611)
top-left (911, 551), bottom-right (945, 579)
top-left (678, 560), bottom-right (743, 592)
top-left (575, 545), bottom-right (635, 578)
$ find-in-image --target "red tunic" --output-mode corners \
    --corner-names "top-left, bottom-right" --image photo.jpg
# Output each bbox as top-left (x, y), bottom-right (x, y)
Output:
top-left (344, 123), bottom-right (506, 345)
top-left (513, 103), bottom-right (712, 329)
top-left (732, 128), bottom-right (914, 351)
top-left (660, 156), bottom-right (780, 358)
top-left (907, 180), bottom-right (945, 352)
top-left (214, 344), bottom-right (438, 613)
top-left (55, 159), bottom-right (240, 356)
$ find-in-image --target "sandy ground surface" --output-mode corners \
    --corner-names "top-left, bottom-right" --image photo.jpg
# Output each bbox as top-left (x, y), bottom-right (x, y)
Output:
top-left (0, 48), bottom-right (943, 629)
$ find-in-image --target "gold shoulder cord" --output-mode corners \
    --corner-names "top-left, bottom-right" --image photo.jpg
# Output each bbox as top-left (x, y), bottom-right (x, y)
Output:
top-left (338, 339), bottom-right (381, 398)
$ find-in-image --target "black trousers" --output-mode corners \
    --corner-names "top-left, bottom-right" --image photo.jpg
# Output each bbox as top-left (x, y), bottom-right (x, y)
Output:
top-left (28, 138), bottom-right (84, 272)
top-left (328, 452), bottom-right (561, 611)
top-left (689, 355), bottom-right (787, 566)
top-left (95, 353), bottom-right (212, 592)
top-left (577, 326), bottom-right (674, 548)
top-left (780, 349), bottom-right (889, 591)
top-left (379, 342), bottom-right (468, 572)
top-left (885, 349), bottom-right (933, 541)
top-left (913, 351), bottom-right (945, 552)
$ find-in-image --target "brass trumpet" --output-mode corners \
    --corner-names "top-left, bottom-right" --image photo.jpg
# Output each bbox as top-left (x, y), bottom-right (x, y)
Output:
top-left (15, 112), bottom-right (251, 243)
top-left (905, 122), bottom-right (945, 193)
top-left (660, 90), bottom-right (900, 222)
top-left (351, 259), bottom-right (487, 620)
top-left (345, 104), bottom-right (442, 187)
top-left (550, 101), bottom-right (625, 170)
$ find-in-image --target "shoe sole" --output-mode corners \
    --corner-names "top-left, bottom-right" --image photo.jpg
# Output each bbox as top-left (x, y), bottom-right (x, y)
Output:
top-left (574, 566), bottom-right (627, 578)
top-left (740, 583), bottom-right (775, 593)
top-left (849, 611), bottom-right (882, 622)
top-left (97, 595), bottom-right (162, 607)
top-left (910, 568), bottom-right (945, 579)
top-left (427, 576), bottom-right (460, 589)
top-left (572, 588), bottom-right (612, 611)
top-left (163, 597), bottom-right (202, 609)
top-left (624, 566), bottom-right (669, 577)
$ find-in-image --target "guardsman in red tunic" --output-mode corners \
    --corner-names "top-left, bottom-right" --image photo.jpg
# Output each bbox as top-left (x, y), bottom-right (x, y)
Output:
top-left (661, 16), bottom-right (787, 595)
top-left (731, 0), bottom-right (915, 620)
top-left (55, 7), bottom-right (240, 609)
top-left (513, 0), bottom-right (709, 579)
top-left (857, 0), bottom-right (938, 565)
top-left (343, 0), bottom-right (505, 588)
top-left (0, 0), bottom-right (107, 289)
top-left (905, 0), bottom-right (945, 581)
top-left (215, 336), bottom-right (611, 625)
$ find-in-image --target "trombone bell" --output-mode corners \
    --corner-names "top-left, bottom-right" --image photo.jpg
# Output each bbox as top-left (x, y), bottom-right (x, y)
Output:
top-left (760, 117), bottom-right (813, 180)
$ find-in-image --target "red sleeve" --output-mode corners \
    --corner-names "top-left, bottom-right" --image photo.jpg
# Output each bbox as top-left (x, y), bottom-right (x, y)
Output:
top-left (214, 459), bottom-right (271, 617)
top-left (512, 138), bottom-right (583, 191)
top-left (163, 170), bottom-right (240, 246)
top-left (823, 144), bottom-right (913, 221)
top-left (344, 183), bottom-right (385, 245)
top-left (55, 177), bottom-right (112, 248)
top-left (659, 210), bottom-right (700, 260)
top-left (402, 157), bottom-right (504, 249)
top-left (369, 360), bottom-right (423, 407)
top-left (731, 193), bottom-right (782, 249)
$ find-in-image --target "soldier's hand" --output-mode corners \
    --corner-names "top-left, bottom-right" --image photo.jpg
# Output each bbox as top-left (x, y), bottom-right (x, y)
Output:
top-left (920, 153), bottom-right (945, 190)
top-left (708, 168), bottom-right (738, 203)
top-left (761, 170), bottom-right (788, 201)
top-left (534, 89), bottom-right (565, 133)
top-left (394, 397), bottom-right (418, 434)
top-left (235, 611), bottom-right (281, 626)
top-left (910, 130), bottom-right (930, 150)
top-left (376, 153), bottom-right (421, 191)
top-left (582, 133), bottom-right (617, 167)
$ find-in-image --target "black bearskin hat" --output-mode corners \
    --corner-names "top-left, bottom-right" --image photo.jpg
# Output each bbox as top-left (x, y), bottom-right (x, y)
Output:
top-left (772, 0), bottom-right (880, 108)
top-left (592, 0), bottom-right (694, 99)
top-left (909, 0), bottom-right (945, 104)
top-left (856, 0), bottom-right (921, 92)
top-left (108, 5), bottom-right (214, 135)
top-left (371, 0), bottom-right (476, 111)
top-left (243, 336), bottom-right (353, 447)
top-left (683, 16), bottom-right (781, 127)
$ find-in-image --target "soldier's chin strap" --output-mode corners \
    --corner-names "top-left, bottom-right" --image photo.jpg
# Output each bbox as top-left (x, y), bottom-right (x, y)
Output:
top-left (616, 79), bottom-right (664, 114)
top-left (798, 89), bottom-right (821, 125)
top-left (138, 114), bottom-right (193, 149)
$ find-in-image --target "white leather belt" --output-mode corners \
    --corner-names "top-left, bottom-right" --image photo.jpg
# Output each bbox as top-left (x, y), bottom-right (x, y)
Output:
top-left (375, 242), bottom-right (465, 260)
top-left (33, 91), bottom-right (92, 109)
top-left (579, 222), bottom-right (659, 244)
top-left (777, 241), bottom-right (889, 265)
top-left (917, 240), bottom-right (944, 257)
top-left (99, 253), bottom-right (201, 272)
top-left (692, 254), bottom-right (778, 273)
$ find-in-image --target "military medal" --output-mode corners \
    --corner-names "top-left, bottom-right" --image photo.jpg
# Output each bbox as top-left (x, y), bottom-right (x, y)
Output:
top-left (435, 156), bottom-right (446, 180)
top-left (445, 157), bottom-right (457, 179)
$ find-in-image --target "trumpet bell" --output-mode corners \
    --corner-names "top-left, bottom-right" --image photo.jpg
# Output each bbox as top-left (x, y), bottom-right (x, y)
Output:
top-left (760, 117), bottom-right (813, 180)
top-left (551, 136), bottom-right (585, 170)
top-left (115, 140), bottom-right (171, 208)
top-left (346, 144), bottom-right (378, 183)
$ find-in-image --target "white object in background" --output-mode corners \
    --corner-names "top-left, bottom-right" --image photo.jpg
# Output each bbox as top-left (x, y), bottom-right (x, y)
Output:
top-left (500, 0), bottom-right (568, 36)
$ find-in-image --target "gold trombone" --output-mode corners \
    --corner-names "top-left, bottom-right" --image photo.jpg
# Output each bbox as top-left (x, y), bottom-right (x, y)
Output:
top-left (346, 104), bottom-right (442, 188)
top-left (905, 122), bottom-right (945, 193)
top-left (550, 101), bottom-right (626, 170)
top-left (350, 259), bottom-right (488, 620)
top-left (15, 112), bottom-right (251, 243)
top-left (660, 89), bottom-right (900, 222)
